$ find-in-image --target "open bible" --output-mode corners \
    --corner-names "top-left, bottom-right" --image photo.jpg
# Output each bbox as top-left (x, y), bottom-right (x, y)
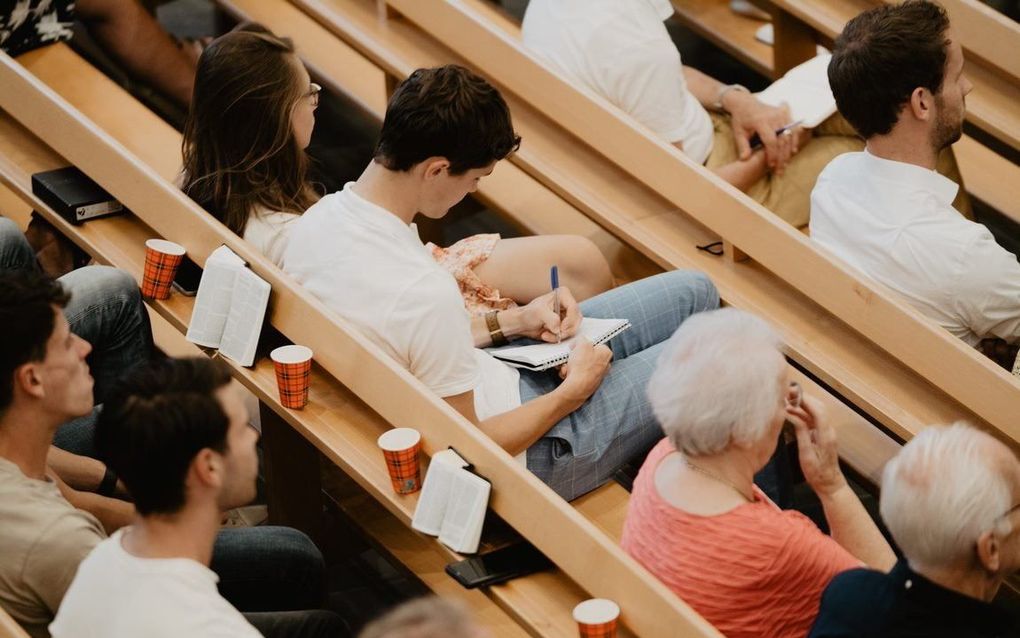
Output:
top-left (411, 449), bottom-right (491, 554)
top-left (485, 317), bottom-right (631, 371)
top-left (186, 245), bottom-right (271, 367)
top-left (755, 53), bottom-right (837, 129)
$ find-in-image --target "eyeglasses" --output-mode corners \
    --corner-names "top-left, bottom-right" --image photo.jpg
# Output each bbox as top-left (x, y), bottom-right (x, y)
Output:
top-left (305, 82), bottom-right (322, 107)
top-left (785, 381), bottom-right (802, 410)
top-left (997, 502), bottom-right (1020, 522)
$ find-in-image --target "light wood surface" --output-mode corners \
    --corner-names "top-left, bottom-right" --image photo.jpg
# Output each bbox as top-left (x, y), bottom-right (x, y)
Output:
top-left (0, 115), bottom-right (537, 638)
top-left (357, 0), bottom-right (1020, 451)
top-left (0, 46), bottom-right (723, 638)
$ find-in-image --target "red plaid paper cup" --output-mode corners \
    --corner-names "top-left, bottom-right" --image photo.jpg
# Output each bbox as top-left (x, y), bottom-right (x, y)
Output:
top-left (377, 428), bottom-right (422, 495)
top-left (573, 599), bottom-right (620, 638)
top-left (141, 239), bottom-right (186, 300)
top-left (270, 345), bottom-right (313, 409)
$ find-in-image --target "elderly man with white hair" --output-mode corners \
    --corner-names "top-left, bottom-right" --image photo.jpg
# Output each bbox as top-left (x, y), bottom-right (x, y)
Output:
top-left (809, 423), bottom-right (1020, 637)
top-left (621, 308), bottom-right (895, 638)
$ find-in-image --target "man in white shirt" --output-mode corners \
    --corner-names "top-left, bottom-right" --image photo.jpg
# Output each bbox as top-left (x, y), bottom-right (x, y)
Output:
top-left (284, 65), bottom-right (720, 501)
top-left (521, 0), bottom-right (874, 227)
top-left (811, 0), bottom-right (1020, 348)
top-left (50, 357), bottom-right (345, 638)
top-left (0, 270), bottom-right (336, 638)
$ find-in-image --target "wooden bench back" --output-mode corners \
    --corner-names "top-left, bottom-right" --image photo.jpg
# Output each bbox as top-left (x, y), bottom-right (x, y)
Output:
top-left (364, 0), bottom-right (1020, 450)
top-left (0, 47), bottom-right (722, 638)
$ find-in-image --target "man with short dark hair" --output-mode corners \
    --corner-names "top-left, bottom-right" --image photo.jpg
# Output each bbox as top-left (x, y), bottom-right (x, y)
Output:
top-left (0, 270), bottom-right (339, 637)
top-left (51, 357), bottom-right (345, 637)
top-left (284, 65), bottom-right (720, 501)
top-left (811, 0), bottom-right (1020, 347)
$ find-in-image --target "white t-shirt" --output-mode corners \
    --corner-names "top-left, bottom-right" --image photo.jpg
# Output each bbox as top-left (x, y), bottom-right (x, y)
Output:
top-left (811, 150), bottom-right (1020, 345)
top-left (522, 0), bottom-right (714, 164)
top-left (49, 528), bottom-right (260, 638)
top-left (243, 207), bottom-right (300, 267)
top-left (282, 183), bottom-right (522, 421)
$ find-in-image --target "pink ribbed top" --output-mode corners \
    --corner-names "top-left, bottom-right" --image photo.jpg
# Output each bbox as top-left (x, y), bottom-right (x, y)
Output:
top-left (621, 439), bottom-right (860, 638)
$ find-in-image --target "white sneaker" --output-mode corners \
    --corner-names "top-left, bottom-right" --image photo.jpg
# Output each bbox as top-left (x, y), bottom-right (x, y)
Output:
top-left (730, 0), bottom-right (772, 21)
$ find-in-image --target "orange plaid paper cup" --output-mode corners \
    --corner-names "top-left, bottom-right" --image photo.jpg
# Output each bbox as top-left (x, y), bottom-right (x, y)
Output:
top-left (270, 345), bottom-right (313, 409)
top-left (377, 428), bottom-right (422, 495)
top-left (141, 239), bottom-right (186, 300)
top-left (573, 599), bottom-right (620, 638)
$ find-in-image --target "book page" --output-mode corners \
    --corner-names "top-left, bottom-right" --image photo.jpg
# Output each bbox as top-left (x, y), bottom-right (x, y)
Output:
top-left (411, 450), bottom-right (468, 536)
top-left (218, 268), bottom-right (271, 367)
top-left (438, 469), bottom-right (491, 554)
top-left (185, 247), bottom-right (243, 348)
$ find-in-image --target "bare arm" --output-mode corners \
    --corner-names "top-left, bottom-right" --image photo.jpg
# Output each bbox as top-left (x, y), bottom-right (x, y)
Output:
top-left (47, 446), bottom-right (125, 496)
top-left (76, 0), bottom-right (196, 106)
top-left (445, 339), bottom-right (612, 455)
top-left (682, 66), bottom-right (802, 172)
top-left (470, 287), bottom-right (583, 348)
top-left (50, 472), bottom-right (135, 534)
top-left (788, 396), bottom-right (896, 570)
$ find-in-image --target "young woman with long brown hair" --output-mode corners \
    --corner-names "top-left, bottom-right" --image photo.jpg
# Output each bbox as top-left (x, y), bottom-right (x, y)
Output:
top-left (182, 24), bottom-right (613, 312)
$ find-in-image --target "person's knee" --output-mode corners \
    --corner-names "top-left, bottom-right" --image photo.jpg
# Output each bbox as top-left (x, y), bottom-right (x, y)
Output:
top-left (258, 526), bottom-right (326, 578)
top-left (675, 270), bottom-right (720, 312)
top-left (0, 217), bottom-right (36, 270)
top-left (560, 236), bottom-right (613, 297)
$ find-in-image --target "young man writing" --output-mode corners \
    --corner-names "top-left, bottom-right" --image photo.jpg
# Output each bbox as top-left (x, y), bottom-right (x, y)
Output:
top-left (284, 64), bottom-right (720, 501)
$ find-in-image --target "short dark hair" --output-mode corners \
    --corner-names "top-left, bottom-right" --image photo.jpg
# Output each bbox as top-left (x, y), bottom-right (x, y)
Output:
top-left (96, 357), bottom-right (233, 516)
top-left (374, 65), bottom-right (521, 174)
top-left (829, 0), bottom-right (951, 138)
top-left (0, 270), bottom-right (71, 413)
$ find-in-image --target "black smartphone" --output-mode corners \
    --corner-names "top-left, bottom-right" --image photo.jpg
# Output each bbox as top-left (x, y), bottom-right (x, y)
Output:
top-left (171, 254), bottom-right (203, 296)
top-left (445, 542), bottom-right (553, 589)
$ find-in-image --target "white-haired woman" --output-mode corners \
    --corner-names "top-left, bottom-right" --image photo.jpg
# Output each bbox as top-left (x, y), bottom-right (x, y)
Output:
top-left (809, 423), bottom-right (1020, 637)
top-left (621, 308), bottom-right (895, 638)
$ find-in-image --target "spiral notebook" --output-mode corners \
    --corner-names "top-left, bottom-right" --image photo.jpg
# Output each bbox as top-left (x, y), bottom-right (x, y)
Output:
top-left (486, 317), bottom-right (631, 371)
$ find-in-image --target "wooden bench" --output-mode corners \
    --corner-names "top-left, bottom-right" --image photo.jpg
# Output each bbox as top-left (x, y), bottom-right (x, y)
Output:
top-left (661, 0), bottom-right (1020, 225)
top-left (293, 0), bottom-right (1020, 457)
top-left (225, 0), bottom-right (899, 492)
top-left (0, 45), bottom-right (721, 637)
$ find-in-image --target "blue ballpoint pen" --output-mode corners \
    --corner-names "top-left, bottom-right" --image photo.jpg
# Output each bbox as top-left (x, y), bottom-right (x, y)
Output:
top-left (550, 265), bottom-right (560, 343)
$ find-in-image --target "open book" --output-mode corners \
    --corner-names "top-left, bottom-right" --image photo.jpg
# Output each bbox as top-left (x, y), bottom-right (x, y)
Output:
top-left (411, 449), bottom-right (491, 554)
top-left (755, 53), bottom-right (837, 128)
top-left (485, 317), bottom-right (630, 371)
top-left (186, 245), bottom-right (271, 367)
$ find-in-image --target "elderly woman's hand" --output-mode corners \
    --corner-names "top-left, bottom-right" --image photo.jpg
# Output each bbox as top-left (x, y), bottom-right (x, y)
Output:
top-left (786, 395), bottom-right (848, 498)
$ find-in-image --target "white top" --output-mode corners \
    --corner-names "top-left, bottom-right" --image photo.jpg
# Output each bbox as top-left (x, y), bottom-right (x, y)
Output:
top-left (243, 207), bottom-right (300, 267)
top-left (522, 0), bottom-right (714, 164)
top-left (282, 183), bottom-right (522, 421)
top-left (49, 529), bottom-right (260, 638)
top-left (810, 150), bottom-right (1020, 345)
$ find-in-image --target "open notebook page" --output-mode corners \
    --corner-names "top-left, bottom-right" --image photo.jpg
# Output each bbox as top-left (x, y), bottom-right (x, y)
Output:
top-left (486, 317), bottom-right (630, 371)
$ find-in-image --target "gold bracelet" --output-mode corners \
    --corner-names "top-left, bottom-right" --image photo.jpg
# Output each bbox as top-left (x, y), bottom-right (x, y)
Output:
top-left (485, 310), bottom-right (507, 347)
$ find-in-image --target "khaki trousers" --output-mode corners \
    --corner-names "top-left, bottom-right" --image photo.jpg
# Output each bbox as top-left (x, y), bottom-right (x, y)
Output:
top-left (704, 113), bottom-right (972, 227)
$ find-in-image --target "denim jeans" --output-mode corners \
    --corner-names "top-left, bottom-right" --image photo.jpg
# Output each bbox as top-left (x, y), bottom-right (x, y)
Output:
top-left (521, 270), bottom-right (721, 501)
top-left (519, 270), bottom-right (790, 503)
top-left (245, 610), bottom-right (350, 638)
top-left (2, 217), bottom-right (154, 451)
